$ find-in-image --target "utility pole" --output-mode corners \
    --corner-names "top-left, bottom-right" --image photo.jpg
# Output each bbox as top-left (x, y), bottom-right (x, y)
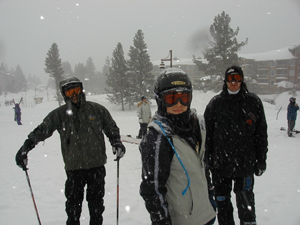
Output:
top-left (160, 50), bottom-right (173, 69)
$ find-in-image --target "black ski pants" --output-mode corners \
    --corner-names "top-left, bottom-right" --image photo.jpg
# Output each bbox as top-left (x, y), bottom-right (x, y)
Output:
top-left (212, 174), bottom-right (256, 225)
top-left (287, 120), bottom-right (296, 136)
top-left (138, 123), bottom-right (148, 138)
top-left (65, 166), bottom-right (106, 225)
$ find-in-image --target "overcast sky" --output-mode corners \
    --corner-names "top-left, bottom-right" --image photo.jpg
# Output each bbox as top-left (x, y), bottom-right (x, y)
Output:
top-left (0, 0), bottom-right (299, 84)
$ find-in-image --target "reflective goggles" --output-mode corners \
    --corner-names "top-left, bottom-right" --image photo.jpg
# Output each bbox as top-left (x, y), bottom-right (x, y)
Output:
top-left (162, 89), bottom-right (192, 107)
top-left (64, 86), bottom-right (82, 98)
top-left (226, 74), bottom-right (243, 83)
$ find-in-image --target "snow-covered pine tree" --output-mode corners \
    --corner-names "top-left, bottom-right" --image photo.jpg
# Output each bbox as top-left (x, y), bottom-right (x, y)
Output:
top-left (44, 43), bottom-right (64, 105)
top-left (127, 29), bottom-right (154, 101)
top-left (194, 11), bottom-right (248, 79)
top-left (106, 42), bottom-right (129, 111)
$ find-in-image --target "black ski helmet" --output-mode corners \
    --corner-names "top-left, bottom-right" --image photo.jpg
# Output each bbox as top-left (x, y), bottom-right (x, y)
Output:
top-left (289, 97), bottom-right (296, 103)
top-left (154, 68), bottom-right (192, 112)
top-left (60, 77), bottom-right (83, 101)
top-left (154, 68), bottom-right (192, 96)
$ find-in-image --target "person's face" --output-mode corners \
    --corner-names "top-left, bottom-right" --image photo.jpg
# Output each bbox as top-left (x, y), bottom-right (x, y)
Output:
top-left (225, 74), bottom-right (243, 92)
top-left (142, 98), bottom-right (147, 102)
top-left (226, 80), bottom-right (242, 92)
top-left (64, 86), bottom-right (82, 104)
top-left (166, 101), bottom-right (188, 115)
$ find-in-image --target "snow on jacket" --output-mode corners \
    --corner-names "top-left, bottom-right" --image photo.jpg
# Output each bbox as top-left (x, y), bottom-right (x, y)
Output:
top-left (287, 103), bottom-right (299, 120)
top-left (27, 94), bottom-right (121, 170)
top-left (139, 110), bottom-right (216, 225)
top-left (204, 85), bottom-right (268, 178)
top-left (137, 101), bottom-right (152, 123)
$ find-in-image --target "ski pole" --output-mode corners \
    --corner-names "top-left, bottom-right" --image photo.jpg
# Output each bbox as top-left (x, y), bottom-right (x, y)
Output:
top-left (114, 156), bottom-right (120, 225)
top-left (25, 170), bottom-right (42, 225)
top-left (276, 106), bottom-right (282, 120)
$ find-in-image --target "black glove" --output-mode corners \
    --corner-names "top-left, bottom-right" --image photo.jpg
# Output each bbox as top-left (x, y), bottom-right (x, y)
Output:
top-left (254, 161), bottom-right (266, 176)
top-left (208, 185), bottom-right (217, 211)
top-left (112, 142), bottom-right (126, 159)
top-left (15, 139), bottom-right (35, 170)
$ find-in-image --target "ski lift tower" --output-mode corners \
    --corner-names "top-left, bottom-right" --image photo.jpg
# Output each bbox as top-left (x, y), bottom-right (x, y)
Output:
top-left (160, 50), bottom-right (173, 69)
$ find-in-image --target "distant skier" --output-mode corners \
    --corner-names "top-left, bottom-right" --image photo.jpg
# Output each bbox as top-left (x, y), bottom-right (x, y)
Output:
top-left (136, 96), bottom-right (152, 139)
top-left (287, 97), bottom-right (299, 137)
top-left (14, 103), bottom-right (22, 125)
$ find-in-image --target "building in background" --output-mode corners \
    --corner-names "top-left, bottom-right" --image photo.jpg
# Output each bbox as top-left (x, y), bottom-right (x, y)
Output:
top-left (0, 71), bottom-right (13, 95)
top-left (152, 43), bottom-right (300, 94)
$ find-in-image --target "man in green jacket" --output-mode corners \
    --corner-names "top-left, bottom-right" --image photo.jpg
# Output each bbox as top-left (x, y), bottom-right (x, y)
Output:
top-left (15, 77), bottom-right (126, 225)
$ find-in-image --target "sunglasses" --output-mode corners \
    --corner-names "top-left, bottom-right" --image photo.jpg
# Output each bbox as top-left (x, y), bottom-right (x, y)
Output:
top-left (65, 86), bottom-right (82, 98)
top-left (226, 74), bottom-right (243, 83)
top-left (162, 90), bottom-right (192, 107)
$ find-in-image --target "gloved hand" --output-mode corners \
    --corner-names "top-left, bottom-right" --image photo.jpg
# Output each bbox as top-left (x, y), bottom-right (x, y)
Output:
top-left (208, 185), bottom-right (217, 211)
top-left (112, 142), bottom-right (126, 159)
top-left (15, 139), bottom-right (35, 170)
top-left (139, 118), bottom-right (143, 123)
top-left (254, 161), bottom-right (266, 176)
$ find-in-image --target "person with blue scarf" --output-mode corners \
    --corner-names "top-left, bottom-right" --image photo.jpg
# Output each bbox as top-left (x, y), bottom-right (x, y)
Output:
top-left (139, 68), bottom-right (216, 225)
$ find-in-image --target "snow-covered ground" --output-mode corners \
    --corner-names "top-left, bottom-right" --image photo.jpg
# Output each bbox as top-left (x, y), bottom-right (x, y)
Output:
top-left (0, 89), bottom-right (299, 225)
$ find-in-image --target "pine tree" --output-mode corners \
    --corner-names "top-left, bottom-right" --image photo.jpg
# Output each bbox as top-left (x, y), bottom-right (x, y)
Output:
top-left (106, 43), bottom-right (129, 111)
top-left (12, 65), bottom-right (27, 93)
top-left (45, 43), bottom-right (64, 105)
top-left (99, 57), bottom-right (110, 94)
top-left (193, 11), bottom-right (248, 77)
top-left (127, 29), bottom-right (154, 101)
top-left (73, 62), bottom-right (86, 82)
top-left (62, 61), bottom-right (74, 78)
top-left (84, 57), bottom-right (96, 94)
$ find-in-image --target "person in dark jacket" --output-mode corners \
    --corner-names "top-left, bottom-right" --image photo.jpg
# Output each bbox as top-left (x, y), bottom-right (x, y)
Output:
top-left (14, 103), bottom-right (22, 125)
top-left (204, 65), bottom-right (268, 225)
top-left (140, 68), bottom-right (216, 225)
top-left (287, 97), bottom-right (299, 137)
top-left (15, 77), bottom-right (126, 225)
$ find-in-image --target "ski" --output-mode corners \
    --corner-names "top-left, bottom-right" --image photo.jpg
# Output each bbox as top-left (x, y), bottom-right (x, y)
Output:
top-left (120, 135), bottom-right (141, 145)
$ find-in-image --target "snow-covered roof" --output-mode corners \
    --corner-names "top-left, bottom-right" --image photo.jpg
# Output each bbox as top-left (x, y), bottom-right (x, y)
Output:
top-left (240, 49), bottom-right (294, 61)
top-left (152, 43), bottom-right (300, 65)
top-left (240, 43), bottom-right (300, 61)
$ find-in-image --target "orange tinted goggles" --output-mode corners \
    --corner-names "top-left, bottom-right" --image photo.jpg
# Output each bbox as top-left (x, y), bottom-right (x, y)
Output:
top-left (65, 86), bottom-right (82, 97)
top-left (163, 90), bottom-right (192, 107)
top-left (226, 74), bottom-right (242, 83)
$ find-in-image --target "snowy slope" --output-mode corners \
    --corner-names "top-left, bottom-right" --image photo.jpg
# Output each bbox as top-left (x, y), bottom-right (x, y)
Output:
top-left (0, 90), bottom-right (299, 225)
